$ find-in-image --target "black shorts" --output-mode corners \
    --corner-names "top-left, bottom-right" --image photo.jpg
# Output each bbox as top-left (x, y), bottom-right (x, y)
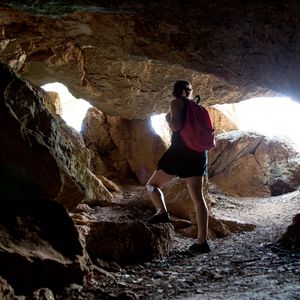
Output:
top-left (157, 146), bottom-right (208, 178)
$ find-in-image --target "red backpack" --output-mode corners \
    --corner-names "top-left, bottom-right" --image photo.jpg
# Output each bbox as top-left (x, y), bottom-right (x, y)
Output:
top-left (180, 96), bottom-right (215, 152)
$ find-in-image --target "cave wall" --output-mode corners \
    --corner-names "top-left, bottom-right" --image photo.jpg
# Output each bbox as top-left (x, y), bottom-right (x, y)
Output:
top-left (2, 0), bottom-right (300, 119)
top-left (0, 62), bottom-right (112, 210)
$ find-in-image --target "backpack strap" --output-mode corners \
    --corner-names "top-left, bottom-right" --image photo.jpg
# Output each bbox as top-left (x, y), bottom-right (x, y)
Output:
top-left (193, 95), bottom-right (201, 104)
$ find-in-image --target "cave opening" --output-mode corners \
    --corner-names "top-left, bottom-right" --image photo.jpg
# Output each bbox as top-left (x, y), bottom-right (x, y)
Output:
top-left (150, 113), bottom-right (171, 146)
top-left (41, 82), bottom-right (92, 132)
top-left (151, 97), bottom-right (300, 151)
top-left (215, 97), bottom-right (300, 149)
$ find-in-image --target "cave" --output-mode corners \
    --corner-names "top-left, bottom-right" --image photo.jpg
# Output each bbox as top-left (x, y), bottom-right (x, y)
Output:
top-left (0, 1), bottom-right (299, 299)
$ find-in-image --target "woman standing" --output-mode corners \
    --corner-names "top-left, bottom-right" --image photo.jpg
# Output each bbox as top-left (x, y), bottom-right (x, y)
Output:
top-left (145, 80), bottom-right (210, 253)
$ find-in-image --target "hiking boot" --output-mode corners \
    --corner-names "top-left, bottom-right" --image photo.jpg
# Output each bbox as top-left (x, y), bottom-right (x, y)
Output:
top-left (188, 240), bottom-right (211, 254)
top-left (145, 212), bottom-right (170, 224)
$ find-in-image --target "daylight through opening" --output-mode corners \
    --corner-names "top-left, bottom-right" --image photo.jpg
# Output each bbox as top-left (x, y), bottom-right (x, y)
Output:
top-left (215, 97), bottom-right (300, 147)
top-left (150, 113), bottom-right (171, 146)
top-left (151, 97), bottom-right (300, 150)
top-left (41, 82), bottom-right (92, 132)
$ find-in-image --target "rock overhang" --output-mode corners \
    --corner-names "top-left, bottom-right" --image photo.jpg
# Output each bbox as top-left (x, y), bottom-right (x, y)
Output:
top-left (1, 0), bottom-right (300, 119)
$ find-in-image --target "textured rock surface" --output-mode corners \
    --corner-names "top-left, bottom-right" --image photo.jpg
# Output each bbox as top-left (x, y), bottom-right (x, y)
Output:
top-left (0, 1), bottom-right (299, 296)
top-left (108, 116), bottom-right (166, 184)
top-left (57, 119), bottom-right (112, 207)
top-left (0, 195), bottom-right (88, 294)
top-left (278, 212), bottom-right (300, 252)
top-left (86, 221), bottom-right (174, 263)
top-left (179, 214), bottom-right (256, 240)
top-left (82, 107), bottom-right (167, 184)
top-left (31, 288), bottom-right (55, 300)
top-left (0, 276), bottom-right (16, 300)
top-left (3, 1), bottom-right (297, 119)
top-left (45, 91), bottom-right (62, 116)
top-left (162, 179), bottom-right (195, 221)
top-left (207, 106), bottom-right (238, 135)
top-left (209, 131), bottom-right (300, 197)
top-left (0, 63), bottom-right (112, 210)
top-left (81, 107), bottom-right (132, 179)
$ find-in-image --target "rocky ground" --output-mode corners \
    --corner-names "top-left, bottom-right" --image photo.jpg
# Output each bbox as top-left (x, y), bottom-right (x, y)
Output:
top-left (59, 189), bottom-right (300, 300)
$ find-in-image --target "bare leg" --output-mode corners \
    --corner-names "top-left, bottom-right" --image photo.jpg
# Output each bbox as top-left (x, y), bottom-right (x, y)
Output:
top-left (146, 170), bottom-right (176, 213)
top-left (186, 176), bottom-right (208, 244)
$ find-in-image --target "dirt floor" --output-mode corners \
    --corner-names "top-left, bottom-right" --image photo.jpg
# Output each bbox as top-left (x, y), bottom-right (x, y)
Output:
top-left (60, 189), bottom-right (300, 300)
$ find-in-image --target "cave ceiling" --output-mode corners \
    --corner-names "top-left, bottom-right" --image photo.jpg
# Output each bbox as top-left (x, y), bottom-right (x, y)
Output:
top-left (1, 0), bottom-right (300, 119)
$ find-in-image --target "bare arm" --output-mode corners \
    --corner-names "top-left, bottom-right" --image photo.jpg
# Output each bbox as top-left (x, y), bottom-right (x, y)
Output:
top-left (166, 99), bottom-right (183, 132)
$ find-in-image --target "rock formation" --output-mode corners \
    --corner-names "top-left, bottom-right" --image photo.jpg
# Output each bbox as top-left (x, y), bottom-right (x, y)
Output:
top-left (278, 212), bottom-right (300, 252)
top-left (1, 1), bottom-right (300, 296)
top-left (0, 63), bottom-right (112, 210)
top-left (207, 105), bottom-right (238, 135)
top-left (82, 107), bottom-right (167, 184)
top-left (87, 221), bottom-right (174, 263)
top-left (0, 63), bottom-right (176, 295)
top-left (0, 196), bottom-right (89, 294)
top-left (2, 1), bottom-right (298, 120)
top-left (0, 277), bottom-right (15, 300)
top-left (209, 131), bottom-right (300, 197)
top-left (45, 91), bottom-right (62, 116)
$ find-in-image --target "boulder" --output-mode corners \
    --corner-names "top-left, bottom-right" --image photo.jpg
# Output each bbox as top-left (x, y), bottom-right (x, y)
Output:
top-left (179, 214), bottom-right (256, 240)
top-left (207, 105), bottom-right (238, 135)
top-left (151, 176), bottom-right (214, 222)
top-left (82, 107), bottom-right (167, 184)
top-left (162, 179), bottom-right (195, 221)
top-left (209, 131), bottom-right (300, 196)
top-left (108, 116), bottom-right (167, 184)
top-left (278, 212), bottom-right (300, 252)
top-left (57, 118), bottom-right (112, 207)
top-left (86, 221), bottom-right (174, 263)
top-left (0, 63), bottom-right (111, 210)
top-left (0, 195), bottom-right (89, 295)
top-left (81, 107), bottom-right (132, 179)
top-left (81, 107), bottom-right (115, 154)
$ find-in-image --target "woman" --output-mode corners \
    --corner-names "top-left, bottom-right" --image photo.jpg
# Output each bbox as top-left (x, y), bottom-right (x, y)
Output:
top-left (145, 80), bottom-right (210, 253)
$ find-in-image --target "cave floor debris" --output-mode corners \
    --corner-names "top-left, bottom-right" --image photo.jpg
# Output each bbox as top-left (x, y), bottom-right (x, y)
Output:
top-left (60, 190), bottom-right (300, 300)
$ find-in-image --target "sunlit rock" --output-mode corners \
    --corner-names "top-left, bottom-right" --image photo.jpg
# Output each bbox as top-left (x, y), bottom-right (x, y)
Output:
top-left (86, 221), bottom-right (174, 263)
top-left (108, 116), bottom-right (167, 184)
top-left (209, 131), bottom-right (300, 197)
top-left (163, 180), bottom-right (195, 220)
top-left (207, 106), bottom-right (238, 135)
top-left (255, 137), bottom-right (300, 196)
top-left (98, 175), bottom-right (123, 196)
top-left (81, 107), bottom-right (131, 179)
top-left (82, 108), bottom-right (115, 153)
top-left (82, 107), bottom-right (167, 184)
top-left (45, 91), bottom-right (62, 116)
